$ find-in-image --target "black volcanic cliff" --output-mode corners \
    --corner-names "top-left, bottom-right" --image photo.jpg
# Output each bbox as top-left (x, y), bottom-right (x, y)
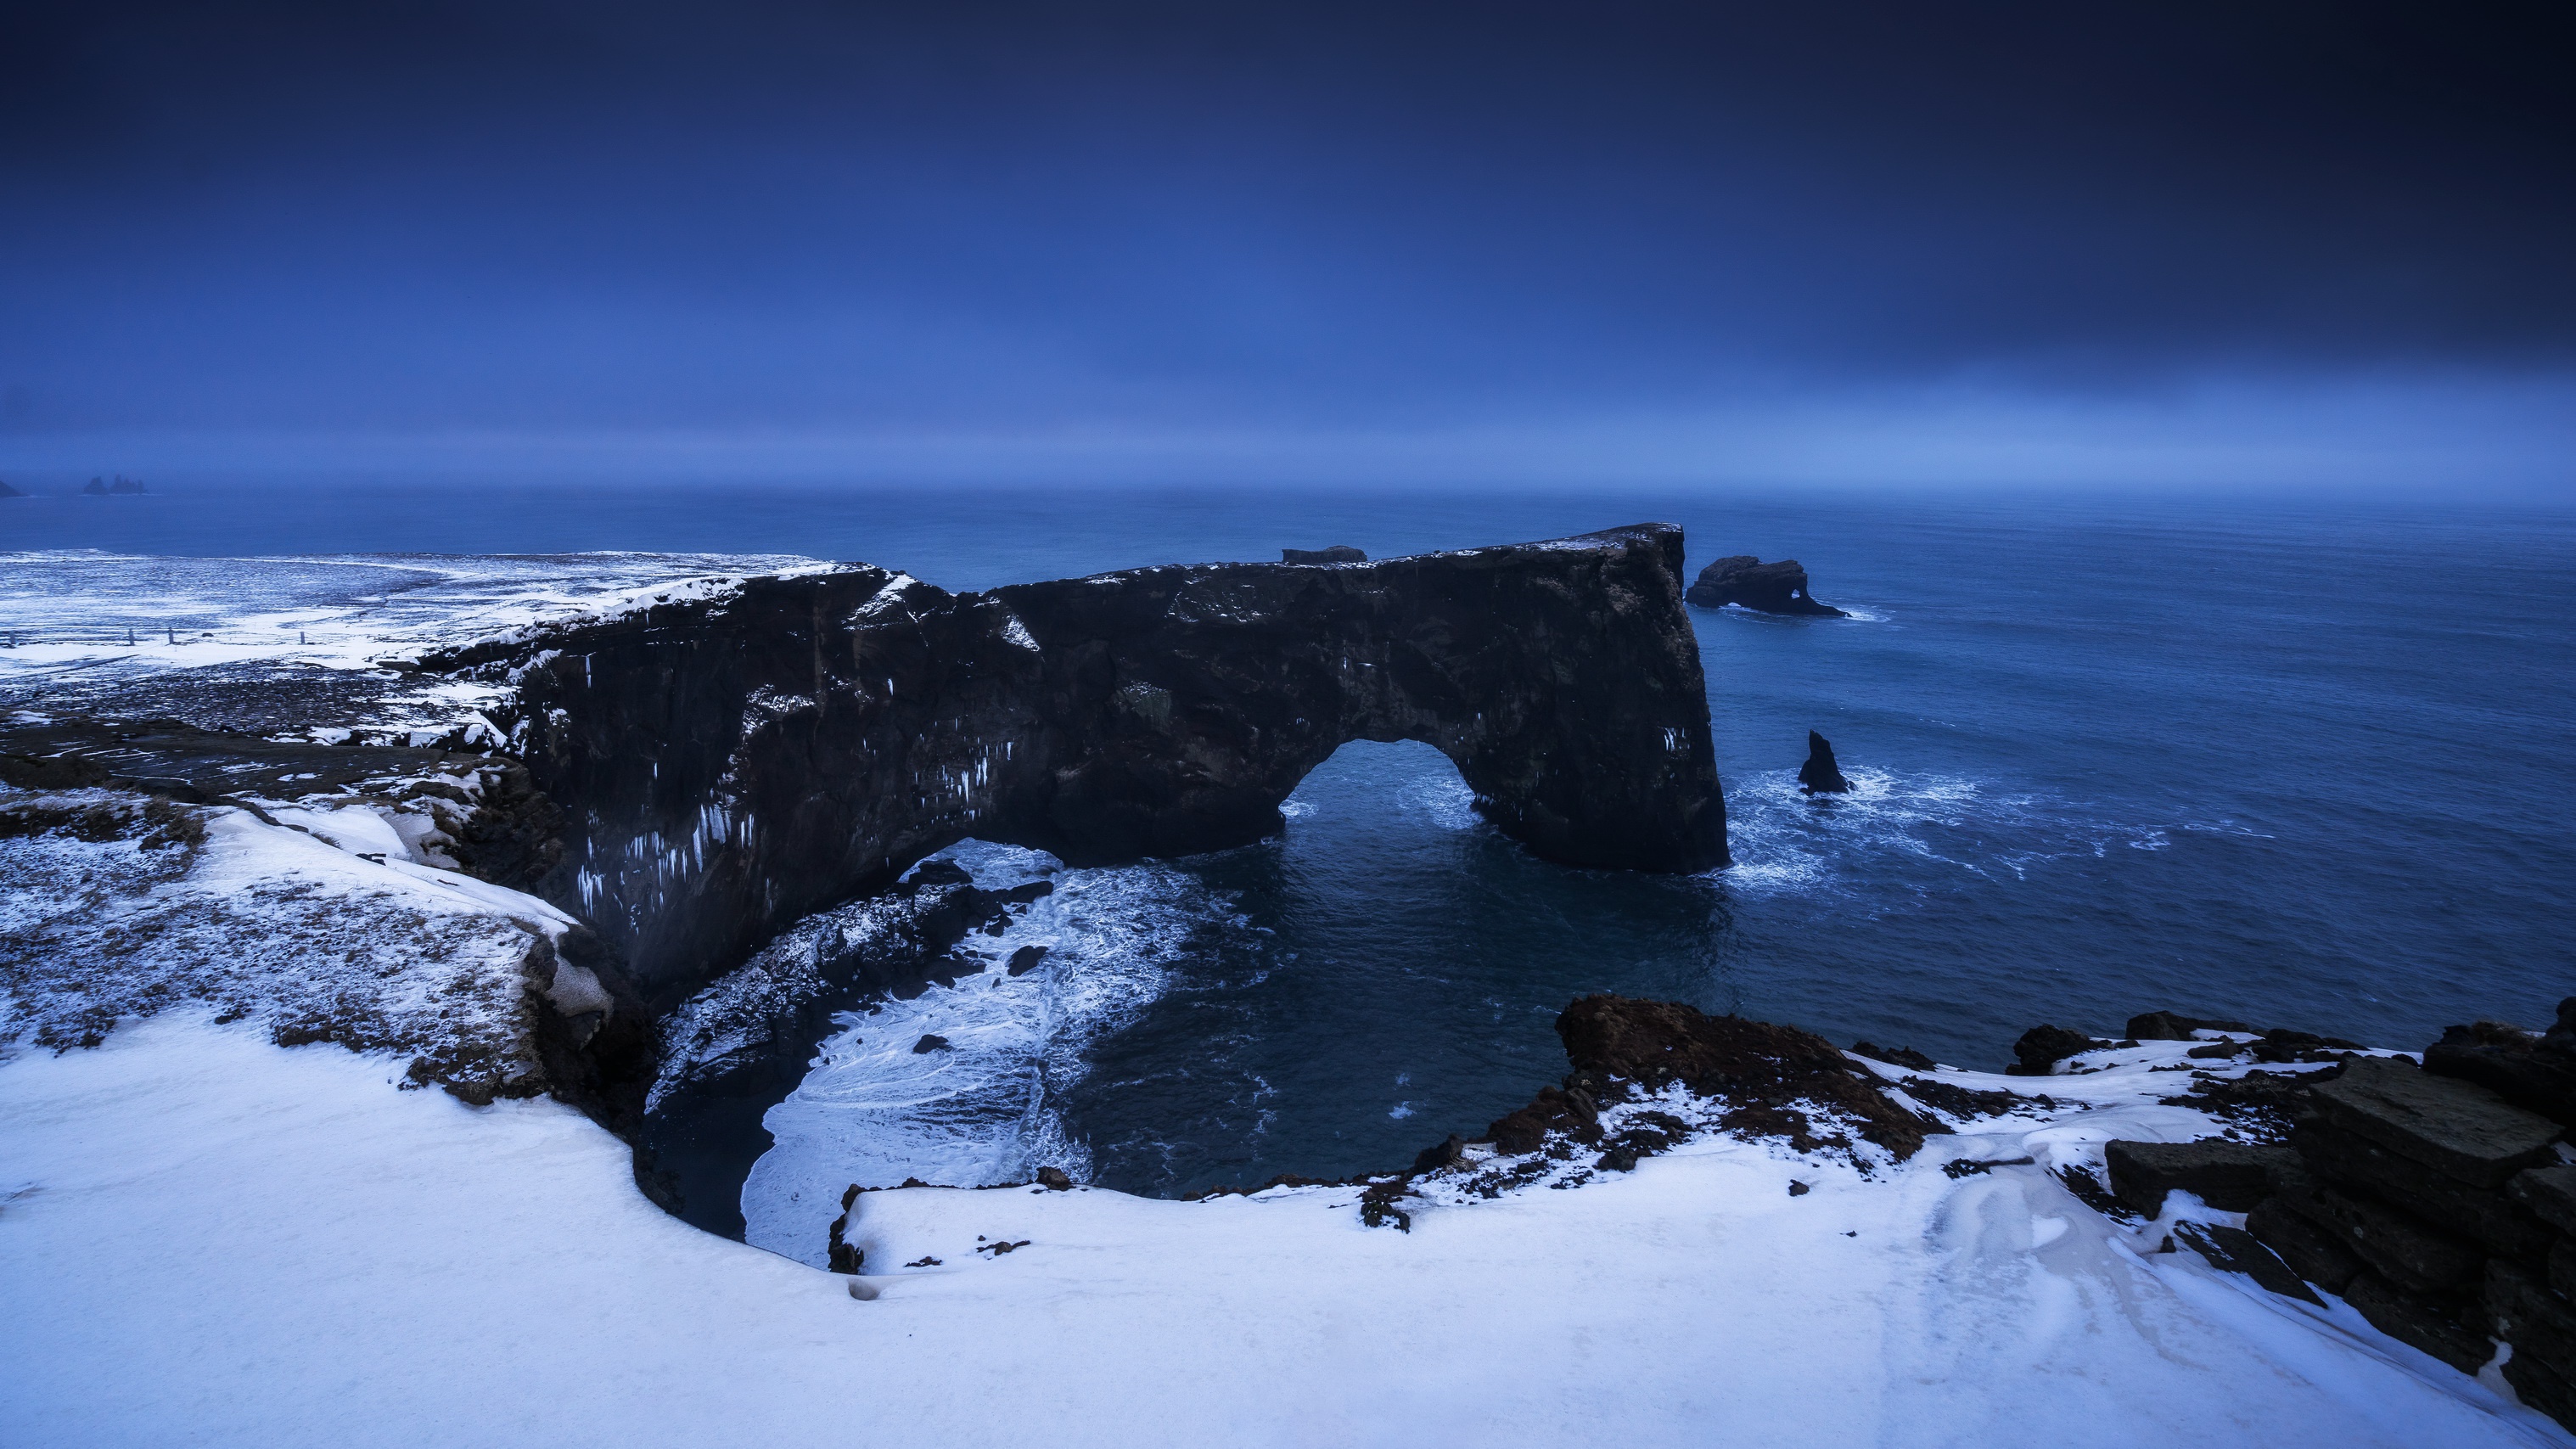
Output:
top-left (427, 524), bottom-right (1726, 997)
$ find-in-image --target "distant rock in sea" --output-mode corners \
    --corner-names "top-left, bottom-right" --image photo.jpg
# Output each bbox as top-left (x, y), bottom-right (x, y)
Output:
top-left (1281, 545), bottom-right (1367, 564)
top-left (1798, 730), bottom-right (1852, 794)
top-left (1686, 555), bottom-right (1845, 615)
top-left (0, 479), bottom-right (24, 498)
top-left (81, 475), bottom-right (147, 496)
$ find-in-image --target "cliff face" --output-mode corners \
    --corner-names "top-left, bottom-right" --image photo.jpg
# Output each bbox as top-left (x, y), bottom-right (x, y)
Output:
top-left (429, 524), bottom-right (1727, 998)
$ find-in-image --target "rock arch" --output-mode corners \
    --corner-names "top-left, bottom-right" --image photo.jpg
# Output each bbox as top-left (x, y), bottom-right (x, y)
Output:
top-left (429, 524), bottom-right (1727, 998)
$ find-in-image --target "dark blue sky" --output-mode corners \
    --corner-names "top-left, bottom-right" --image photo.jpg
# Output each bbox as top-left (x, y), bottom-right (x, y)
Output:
top-left (5, 2), bottom-right (2572, 486)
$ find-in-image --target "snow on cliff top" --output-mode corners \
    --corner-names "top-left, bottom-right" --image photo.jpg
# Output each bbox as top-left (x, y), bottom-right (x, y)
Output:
top-left (0, 549), bottom-right (839, 738)
top-left (3, 1016), bottom-right (2566, 1448)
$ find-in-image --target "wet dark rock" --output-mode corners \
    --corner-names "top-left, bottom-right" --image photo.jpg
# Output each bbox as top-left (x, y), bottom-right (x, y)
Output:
top-left (1006, 945), bottom-right (1051, 977)
top-left (2247, 1198), bottom-right (2365, 1293)
top-left (2344, 1273), bottom-right (2491, 1373)
top-left (1798, 731), bottom-right (1852, 795)
top-left (912, 1034), bottom-right (951, 1053)
top-left (429, 525), bottom-right (1726, 999)
top-left (1553, 994), bottom-right (1939, 1160)
top-left (1787, 1179), bottom-right (1811, 1196)
top-left (2104, 1139), bottom-right (2291, 1216)
top-left (2056, 1164), bottom-right (2130, 1218)
top-left (2424, 1013), bottom-right (2576, 1127)
top-left (1412, 1134), bottom-right (1468, 1174)
top-left (1484, 1085), bottom-right (1605, 1154)
top-left (1684, 555), bottom-right (1846, 616)
top-left (2295, 1120), bottom-right (2556, 1263)
top-left (1595, 1147), bottom-right (1639, 1172)
top-left (2174, 1222), bottom-right (2322, 1305)
top-left (1849, 1041), bottom-right (1937, 1071)
top-left (2127, 1010), bottom-right (2256, 1041)
top-left (1280, 546), bottom-right (1367, 564)
top-left (2006, 1024), bottom-right (2103, 1076)
top-left (907, 859), bottom-right (974, 888)
top-left (2307, 1056), bottom-right (2561, 1188)
top-left (1035, 1165), bottom-right (1073, 1191)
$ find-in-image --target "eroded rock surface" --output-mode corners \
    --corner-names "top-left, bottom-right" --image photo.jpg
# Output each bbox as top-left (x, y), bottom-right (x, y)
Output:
top-left (430, 524), bottom-right (1726, 998)
top-left (1685, 555), bottom-right (1846, 616)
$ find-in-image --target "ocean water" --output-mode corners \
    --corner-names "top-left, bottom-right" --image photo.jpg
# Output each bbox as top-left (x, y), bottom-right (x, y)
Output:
top-left (9, 477), bottom-right (2574, 1235)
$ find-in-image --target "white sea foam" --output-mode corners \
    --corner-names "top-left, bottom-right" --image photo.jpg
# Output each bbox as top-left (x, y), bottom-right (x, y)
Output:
top-left (1718, 765), bottom-right (2181, 898)
top-left (740, 848), bottom-right (1233, 1266)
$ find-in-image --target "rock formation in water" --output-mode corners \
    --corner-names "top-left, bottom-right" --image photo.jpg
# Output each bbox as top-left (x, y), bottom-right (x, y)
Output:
top-left (1686, 555), bottom-right (1845, 616)
top-left (79, 475), bottom-right (148, 496)
top-left (1281, 545), bottom-right (1367, 564)
top-left (1798, 730), bottom-right (1851, 794)
top-left (425, 524), bottom-right (1727, 999)
top-left (0, 479), bottom-right (24, 498)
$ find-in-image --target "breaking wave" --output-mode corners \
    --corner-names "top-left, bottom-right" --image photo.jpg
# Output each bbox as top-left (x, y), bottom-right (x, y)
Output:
top-left (1718, 766), bottom-right (2181, 900)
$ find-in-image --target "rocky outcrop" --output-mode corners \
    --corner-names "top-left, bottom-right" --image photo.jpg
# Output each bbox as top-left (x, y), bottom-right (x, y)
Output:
top-left (1281, 546), bottom-right (1366, 564)
top-left (427, 525), bottom-right (1726, 999)
top-left (79, 475), bottom-right (147, 496)
top-left (1798, 731), bottom-right (1852, 793)
top-left (0, 479), bottom-right (24, 498)
top-left (1685, 555), bottom-right (1846, 616)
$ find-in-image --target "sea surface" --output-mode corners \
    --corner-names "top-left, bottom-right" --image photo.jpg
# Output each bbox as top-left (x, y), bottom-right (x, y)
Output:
top-left (8, 477), bottom-right (2574, 1250)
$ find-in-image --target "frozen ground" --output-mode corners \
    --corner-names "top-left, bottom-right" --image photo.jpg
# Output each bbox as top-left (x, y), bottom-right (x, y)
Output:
top-left (0, 549), bottom-right (833, 737)
top-left (3, 1018), bottom-right (2566, 1448)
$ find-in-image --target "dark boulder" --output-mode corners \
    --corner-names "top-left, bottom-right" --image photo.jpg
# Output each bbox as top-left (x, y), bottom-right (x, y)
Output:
top-left (1849, 1041), bottom-right (1937, 1071)
top-left (2424, 1013), bottom-right (2576, 1127)
top-left (2307, 1056), bottom-right (2561, 1188)
top-left (1553, 994), bottom-right (1938, 1159)
top-left (1006, 945), bottom-right (1051, 977)
top-left (2006, 1024), bottom-right (2102, 1076)
top-left (2247, 1198), bottom-right (2365, 1293)
top-left (2294, 1120), bottom-right (2556, 1262)
top-left (2172, 1222), bottom-right (2321, 1305)
top-left (2344, 1273), bottom-right (2492, 1373)
top-left (2278, 1176), bottom-right (2485, 1296)
top-left (2104, 1139), bottom-right (2291, 1216)
top-left (2511, 1165), bottom-right (2576, 1236)
top-left (1035, 1165), bottom-right (1074, 1191)
top-left (1412, 1134), bottom-right (1468, 1173)
top-left (1280, 546), bottom-right (1367, 564)
top-left (1685, 555), bottom-right (1847, 616)
top-left (912, 1034), bottom-right (951, 1053)
top-left (2127, 1010), bottom-right (2255, 1041)
top-left (1797, 732), bottom-right (1853, 795)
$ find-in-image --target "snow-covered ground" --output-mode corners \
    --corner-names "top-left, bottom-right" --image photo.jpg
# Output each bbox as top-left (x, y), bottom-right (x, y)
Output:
top-left (4, 1018), bottom-right (2566, 1448)
top-left (0, 549), bottom-right (836, 739)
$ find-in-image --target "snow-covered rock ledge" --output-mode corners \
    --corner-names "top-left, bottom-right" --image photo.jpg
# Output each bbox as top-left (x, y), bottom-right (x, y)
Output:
top-left (4, 1010), bottom-right (2566, 1448)
top-left (0, 776), bottom-right (644, 1117)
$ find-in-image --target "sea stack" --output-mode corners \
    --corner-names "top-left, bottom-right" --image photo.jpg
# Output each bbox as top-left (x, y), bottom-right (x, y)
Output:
top-left (1686, 556), bottom-right (1846, 616)
top-left (1798, 731), bottom-right (1852, 794)
top-left (1281, 545), bottom-right (1367, 564)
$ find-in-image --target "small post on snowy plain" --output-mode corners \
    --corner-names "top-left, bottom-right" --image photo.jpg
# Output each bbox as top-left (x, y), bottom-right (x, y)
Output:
top-left (166, 627), bottom-right (175, 645)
